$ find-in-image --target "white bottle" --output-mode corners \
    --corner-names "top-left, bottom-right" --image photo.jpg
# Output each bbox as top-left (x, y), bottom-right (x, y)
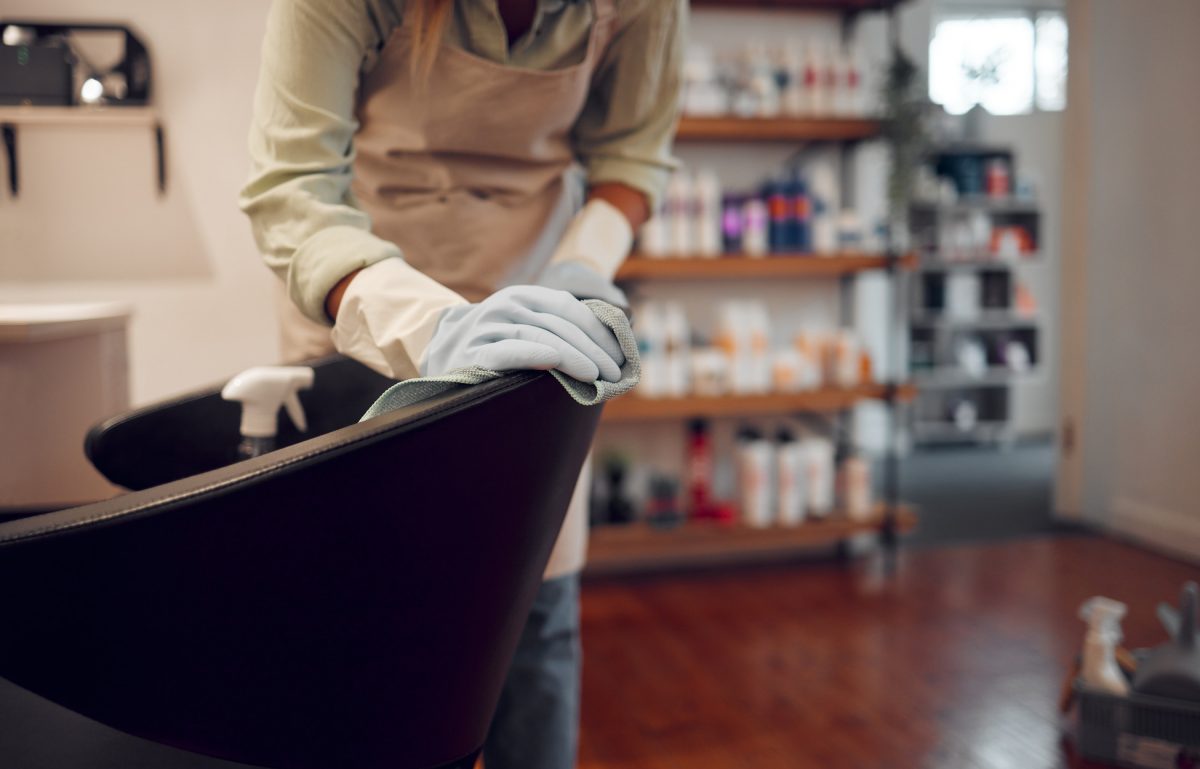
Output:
top-left (693, 169), bottom-right (723, 258)
top-left (840, 452), bottom-right (872, 521)
top-left (634, 301), bottom-right (668, 398)
top-left (793, 332), bottom-right (823, 391)
top-left (946, 272), bottom-right (981, 320)
top-left (1078, 597), bottom-right (1131, 696)
top-left (809, 40), bottom-right (833, 118)
top-left (806, 159), bottom-right (839, 254)
top-left (639, 214), bottom-right (669, 258)
top-left (747, 43), bottom-right (780, 118)
top-left (738, 428), bottom-right (775, 528)
top-left (799, 42), bottom-right (820, 117)
top-left (665, 172), bottom-right (693, 256)
top-left (221, 366), bottom-right (315, 458)
top-left (663, 301), bottom-right (691, 397)
top-left (832, 46), bottom-right (863, 117)
top-left (780, 42), bottom-right (805, 116)
top-left (845, 46), bottom-right (866, 116)
top-left (746, 302), bottom-right (772, 394)
top-left (831, 330), bottom-right (861, 388)
top-left (776, 428), bottom-right (807, 526)
top-left (836, 208), bottom-right (863, 251)
top-left (690, 347), bottom-right (731, 397)
top-left (715, 302), bottom-right (749, 394)
top-left (741, 198), bottom-right (769, 257)
top-left (803, 435), bottom-right (835, 518)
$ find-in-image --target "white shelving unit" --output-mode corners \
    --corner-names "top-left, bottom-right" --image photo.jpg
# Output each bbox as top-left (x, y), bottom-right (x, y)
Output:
top-left (907, 146), bottom-right (1043, 447)
top-left (0, 105), bottom-right (165, 196)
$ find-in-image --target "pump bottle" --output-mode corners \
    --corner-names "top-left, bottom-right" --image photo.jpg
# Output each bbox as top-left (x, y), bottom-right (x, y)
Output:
top-left (1078, 596), bottom-right (1130, 696)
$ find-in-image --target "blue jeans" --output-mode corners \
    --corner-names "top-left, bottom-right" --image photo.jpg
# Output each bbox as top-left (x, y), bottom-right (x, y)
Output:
top-left (483, 574), bottom-right (581, 769)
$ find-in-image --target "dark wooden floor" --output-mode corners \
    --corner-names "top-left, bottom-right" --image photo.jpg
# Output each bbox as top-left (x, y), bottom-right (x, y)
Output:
top-left (578, 534), bottom-right (1199, 769)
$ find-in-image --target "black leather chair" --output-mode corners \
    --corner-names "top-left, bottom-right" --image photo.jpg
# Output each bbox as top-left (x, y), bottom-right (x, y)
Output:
top-left (0, 358), bottom-right (602, 769)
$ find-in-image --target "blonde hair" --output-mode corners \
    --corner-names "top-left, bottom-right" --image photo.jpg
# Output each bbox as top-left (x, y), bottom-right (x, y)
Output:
top-left (408, 0), bottom-right (453, 81)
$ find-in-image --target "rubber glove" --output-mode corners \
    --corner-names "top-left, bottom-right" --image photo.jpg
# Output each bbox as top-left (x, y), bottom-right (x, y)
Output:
top-left (540, 199), bottom-right (633, 311)
top-left (332, 258), bottom-right (469, 380)
top-left (420, 285), bottom-right (626, 383)
top-left (538, 260), bottom-right (630, 311)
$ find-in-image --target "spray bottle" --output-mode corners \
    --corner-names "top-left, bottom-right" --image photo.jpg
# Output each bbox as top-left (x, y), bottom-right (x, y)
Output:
top-left (1078, 596), bottom-right (1130, 696)
top-left (221, 366), bottom-right (315, 459)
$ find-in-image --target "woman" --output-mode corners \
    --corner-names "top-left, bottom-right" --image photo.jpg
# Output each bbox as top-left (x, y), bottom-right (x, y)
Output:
top-left (239, 0), bottom-right (683, 766)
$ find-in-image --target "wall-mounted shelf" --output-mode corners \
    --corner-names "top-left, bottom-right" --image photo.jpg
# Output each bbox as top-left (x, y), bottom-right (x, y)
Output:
top-left (916, 255), bottom-right (1042, 270)
top-left (912, 421), bottom-right (1011, 444)
top-left (910, 312), bottom-right (1038, 329)
top-left (602, 383), bottom-right (916, 423)
top-left (585, 505), bottom-right (917, 576)
top-left (617, 252), bottom-right (916, 281)
top-left (910, 198), bottom-right (1040, 215)
top-left (912, 368), bottom-right (1040, 389)
top-left (675, 117), bottom-right (882, 143)
top-left (0, 106), bottom-right (166, 196)
top-left (0, 105), bottom-right (158, 127)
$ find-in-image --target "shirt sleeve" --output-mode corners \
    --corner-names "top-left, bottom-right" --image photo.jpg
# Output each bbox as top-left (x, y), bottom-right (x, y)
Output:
top-left (571, 0), bottom-right (686, 212)
top-left (239, 0), bottom-right (404, 324)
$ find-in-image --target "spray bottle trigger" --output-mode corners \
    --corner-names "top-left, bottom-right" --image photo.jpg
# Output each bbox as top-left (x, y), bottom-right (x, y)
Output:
top-left (284, 391), bottom-right (307, 433)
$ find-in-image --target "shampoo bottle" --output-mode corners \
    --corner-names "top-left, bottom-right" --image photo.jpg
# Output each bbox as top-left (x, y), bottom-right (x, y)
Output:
top-left (803, 434), bottom-right (835, 518)
top-left (663, 301), bottom-right (691, 397)
top-left (839, 449), bottom-right (872, 522)
top-left (806, 159), bottom-right (839, 254)
top-left (776, 427), bottom-right (807, 526)
top-left (686, 419), bottom-right (714, 519)
top-left (738, 427), bottom-right (775, 528)
top-left (666, 172), bottom-right (693, 256)
top-left (742, 198), bottom-right (769, 257)
top-left (694, 169), bottom-right (723, 257)
top-left (634, 301), bottom-right (667, 397)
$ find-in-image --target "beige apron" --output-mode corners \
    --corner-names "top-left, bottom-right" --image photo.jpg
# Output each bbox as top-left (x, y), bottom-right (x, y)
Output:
top-left (276, 0), bottom-right (618, 579)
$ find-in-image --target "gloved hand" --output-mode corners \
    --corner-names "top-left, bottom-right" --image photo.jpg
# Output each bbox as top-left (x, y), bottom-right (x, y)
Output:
top-left (538, 260), bottom-right (629, 312)
top-left (420, 285), bottom-right (626, 383)
top-left (541, 198), bottom-right (634, 312)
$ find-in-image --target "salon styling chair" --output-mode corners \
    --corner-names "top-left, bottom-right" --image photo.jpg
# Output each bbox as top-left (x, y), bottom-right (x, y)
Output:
top-left (0, 357), bottom-right (602, 769)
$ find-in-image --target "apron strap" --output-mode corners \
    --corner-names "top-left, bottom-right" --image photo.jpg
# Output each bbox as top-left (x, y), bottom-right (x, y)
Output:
top-left (590, 0), bottom-right (618, 56)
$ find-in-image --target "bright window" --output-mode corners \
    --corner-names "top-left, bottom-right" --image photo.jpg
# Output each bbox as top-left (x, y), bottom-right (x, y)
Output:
top-left (929, 10), bottom-right (1068, 116)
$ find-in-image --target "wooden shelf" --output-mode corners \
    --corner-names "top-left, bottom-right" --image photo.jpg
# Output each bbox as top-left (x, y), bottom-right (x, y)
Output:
top-left (910, 312), bottom-right (1038, 329)
top-left (916, 255), bottom-right (1042, 270)
top-left (675, 116), bottom-right (882, 143)
top-left (602, 383), bottom-right (916, 422)
top-left (912, 367), bottom-right (1040, 388)
top-left (616, 252), bottom-right (915, 281)
top-left (0, 105), bottom-right (159, 127)
top-left (585, 505), bottom-right (917, 576)
top-left (910, 198), bottom-right (1041, 215)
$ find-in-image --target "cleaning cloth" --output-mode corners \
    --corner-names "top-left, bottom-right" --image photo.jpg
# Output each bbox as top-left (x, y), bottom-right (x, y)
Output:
top-left (361, 299), bottom-right (640, 420)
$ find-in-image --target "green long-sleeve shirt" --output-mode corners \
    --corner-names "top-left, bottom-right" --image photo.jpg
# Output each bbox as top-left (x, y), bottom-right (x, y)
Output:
top-left (240, 0), bottom-right (685, 324)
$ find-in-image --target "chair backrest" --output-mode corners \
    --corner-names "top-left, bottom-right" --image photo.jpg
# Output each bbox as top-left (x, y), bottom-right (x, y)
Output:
top-left (86, 355), bottom-right (396, 491)
top-left (0, 370), bottom-right (601, 769)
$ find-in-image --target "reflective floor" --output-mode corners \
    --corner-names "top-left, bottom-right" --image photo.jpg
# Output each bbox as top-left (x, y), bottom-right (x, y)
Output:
top-left (579, 534), bottom-right (1196, 769)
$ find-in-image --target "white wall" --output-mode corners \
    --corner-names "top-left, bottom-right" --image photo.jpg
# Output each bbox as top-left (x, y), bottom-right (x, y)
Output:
top-left (0, 1), bottom-right (280, 405)
top-left (1058, 0), bottom-right (1200, 560)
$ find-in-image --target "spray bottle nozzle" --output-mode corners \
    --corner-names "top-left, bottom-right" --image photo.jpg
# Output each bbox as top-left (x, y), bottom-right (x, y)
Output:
top-left (221, 366), bottom-right (315, 439)
top-left (1080, 596), bottom-right (1128, 641)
